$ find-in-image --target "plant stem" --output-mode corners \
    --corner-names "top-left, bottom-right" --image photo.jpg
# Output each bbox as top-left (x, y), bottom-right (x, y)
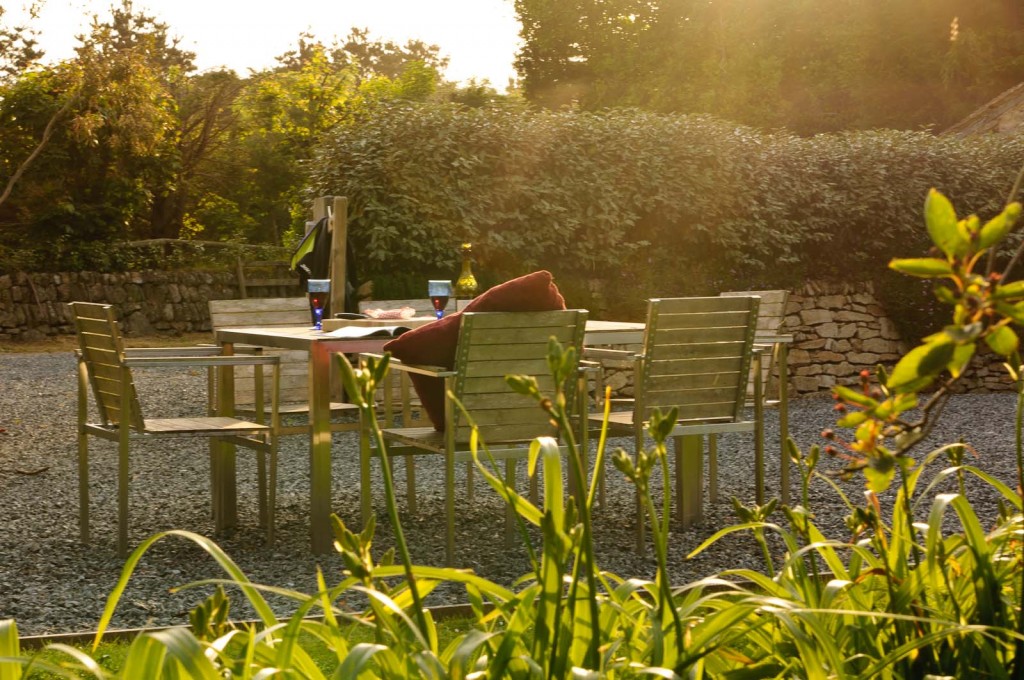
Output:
top-left (1013, 357), bottom-right (1024, 679)
top-left (799, 457), bottom-right (822, 601)
top-left (988, 157), bottom-right (1024, 275)
top-left (359, 371), bottom-right (430, 638)
top-left (644, 450), bottom-right (684, 668)
top-left (552, 403), bottom-right (603, 671)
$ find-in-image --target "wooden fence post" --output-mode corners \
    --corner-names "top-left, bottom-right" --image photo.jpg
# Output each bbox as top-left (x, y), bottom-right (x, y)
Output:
top-left (330, 196), bottom-right (348, 315)
top-left (310, 195), bottom-right (347, 315)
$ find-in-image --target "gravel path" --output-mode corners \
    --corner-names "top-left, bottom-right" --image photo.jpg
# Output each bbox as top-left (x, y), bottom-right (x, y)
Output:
top-left (0, 351), bottom-right (1019, 636)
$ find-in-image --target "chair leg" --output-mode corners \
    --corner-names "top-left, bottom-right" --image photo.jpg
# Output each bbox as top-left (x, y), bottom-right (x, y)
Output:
top-left (118, 423), bottom-right (130, 558)
top-left (708, 434), bottom-right (719, 504)
top-left (466, 462), bottom-right (474, 502)
top-left (209, 445), bottom-right (218, 520)
top-left (505, 459), bottom-right (515, 549)
top-left (77, 363), bottom-right (90, 544)
top-left (359, 415), bottom-right (373, 528)
top-left (406, 458), bottom-right (417, 513)
top-left (754, 353), bottom-right (765, 505)
top-left (676, 434), bottom-right (703, 528)
top-left (256, 446), bottom-right (268, 530)
top-left (207, 368), bottom-right (217, 520)
top-left (267, 436), bottom-right (277, 545)
top-left (445, 453), bottom-right (456, 567)
top-left (777, 341), bottom-right (790, 506)
top-left (78, 429), bottom-right (90, 545)
top-left (634, 427), bottom-right (645, 553)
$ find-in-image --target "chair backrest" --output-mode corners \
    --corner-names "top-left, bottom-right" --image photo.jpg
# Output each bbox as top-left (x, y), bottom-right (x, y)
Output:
top-left (70, 302), bottom-right (144, 429)
top-left (635, 296), bottom-right (759, 426)
top-left (450, 309), bottom-right (588, 443)
top-left (235, 257), bottom-right (301, 299)
top-left (209, 297), bottom-right (309, 406)
top-left (720, 289), bottom-right (789, 398)
top-left (719, 289), bottom-right (789, 336)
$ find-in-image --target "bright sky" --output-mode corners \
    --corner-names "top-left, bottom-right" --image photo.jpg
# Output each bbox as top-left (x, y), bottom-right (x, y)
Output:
top-left (12, 0), bottom-right (522, 87)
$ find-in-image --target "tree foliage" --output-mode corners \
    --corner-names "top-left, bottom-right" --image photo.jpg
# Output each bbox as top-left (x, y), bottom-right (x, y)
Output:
top-left (0, 2), bottom-right (43, 81)
top-left (515, 0), bottom-right (1024, 133)
top-left (0, 2), bottom-right (486, 270)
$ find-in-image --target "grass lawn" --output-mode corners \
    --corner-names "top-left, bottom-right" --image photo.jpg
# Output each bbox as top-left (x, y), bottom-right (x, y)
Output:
top-left (20, 616), bottom-right (477, 677)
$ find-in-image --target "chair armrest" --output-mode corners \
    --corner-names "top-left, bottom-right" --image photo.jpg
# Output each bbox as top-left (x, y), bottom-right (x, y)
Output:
top-left (578, 359), bottom-right (602, 373)
top-left (124, 354), bottom-right (280, 369)
top-left (359, 352), bottom-right (455, 378)
top-left (754, 333), bottom-right (794, 344)
top-left (124, 346), bottom-right (225, 358)
top-left (195, 342), bottom-right (264, 353)
top-left (582, 347), bottom-right (640, 361)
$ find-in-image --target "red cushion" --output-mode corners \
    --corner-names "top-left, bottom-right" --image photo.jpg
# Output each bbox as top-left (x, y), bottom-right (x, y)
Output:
top-left (383, 270), bottom-right (567, 429)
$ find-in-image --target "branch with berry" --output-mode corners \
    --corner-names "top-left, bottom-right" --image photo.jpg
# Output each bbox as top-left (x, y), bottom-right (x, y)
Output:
top-left (823, 189), bottom-right (1023, 492)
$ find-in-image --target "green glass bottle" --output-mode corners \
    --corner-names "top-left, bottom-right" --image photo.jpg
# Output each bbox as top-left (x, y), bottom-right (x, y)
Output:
top-left (454, 242), bottom-right (479, 307)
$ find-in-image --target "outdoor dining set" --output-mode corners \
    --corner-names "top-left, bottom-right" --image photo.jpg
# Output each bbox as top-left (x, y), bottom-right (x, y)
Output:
top-left (69, 279), bottom-right (794, 565)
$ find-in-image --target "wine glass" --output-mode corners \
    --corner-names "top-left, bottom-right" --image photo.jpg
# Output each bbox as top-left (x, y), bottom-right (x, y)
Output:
top-left (307, 279), bottom-right (330, 329)
top-left (428, 280), bottom-right (453, 319)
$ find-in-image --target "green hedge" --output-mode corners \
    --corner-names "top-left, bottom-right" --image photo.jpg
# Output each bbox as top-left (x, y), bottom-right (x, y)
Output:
top-left (308, 101), bottom-right (1024, 322)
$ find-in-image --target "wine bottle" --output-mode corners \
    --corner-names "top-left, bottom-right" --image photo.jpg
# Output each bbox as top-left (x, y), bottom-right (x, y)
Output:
top-left (454, 242), bottom-right (479, 307)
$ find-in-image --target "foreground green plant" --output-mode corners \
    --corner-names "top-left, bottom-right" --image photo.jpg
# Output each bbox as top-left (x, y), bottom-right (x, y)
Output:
top-left (689, 187), bottom-right (1024, 678)
top-left (1, 190), bottom-right (1022, 678)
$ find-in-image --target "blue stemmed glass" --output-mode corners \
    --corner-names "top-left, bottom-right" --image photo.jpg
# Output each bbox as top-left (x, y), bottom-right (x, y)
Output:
top-left (428, 280), bottom-right (453, 319)
top-left (307, 279), bottom-right (330, 329)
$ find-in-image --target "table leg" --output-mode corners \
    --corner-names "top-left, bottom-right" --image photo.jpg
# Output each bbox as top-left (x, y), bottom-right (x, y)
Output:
top-left (214, 342), bottom-right (237, 532)
top-left (777, 341), bottom-right (790, 506)
top-left (309, 341), bottom-right (334, 554)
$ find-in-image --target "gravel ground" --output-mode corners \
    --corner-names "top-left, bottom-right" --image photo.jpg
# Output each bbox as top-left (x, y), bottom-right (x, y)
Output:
top-left (0, 350), bottom-right (1020, 636)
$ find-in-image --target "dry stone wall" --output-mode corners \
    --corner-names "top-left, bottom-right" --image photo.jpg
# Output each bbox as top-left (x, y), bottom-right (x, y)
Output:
top-left (2, 271), bottom-right (1016, 395)
top-left (0, 270), bottom-right (297, 342)
top-left (786, 282), bottom-right (905, 394)
top-left (787, 281), bottom-right (1014, 394)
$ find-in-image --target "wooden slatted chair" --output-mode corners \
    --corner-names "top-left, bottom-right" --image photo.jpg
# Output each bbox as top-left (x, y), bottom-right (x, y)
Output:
top-left (720, 289), bottom-right (794, 506)
top-left (720, 289), bottom-right (789, 403)
top-left (71, 302), bottom-right (281, 556)
top-left (361, 309), bottom-right (590, 566)
top-left (585, 296), bottom-right (764, 550)
top-left (235, 257), bottom-right (301, 299)
top-left (209, 297), bottom-right (360, 435)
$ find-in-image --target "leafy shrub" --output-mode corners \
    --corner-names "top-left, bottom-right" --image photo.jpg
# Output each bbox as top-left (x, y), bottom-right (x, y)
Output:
top-left (309, 101), bottom-right (1024, 317)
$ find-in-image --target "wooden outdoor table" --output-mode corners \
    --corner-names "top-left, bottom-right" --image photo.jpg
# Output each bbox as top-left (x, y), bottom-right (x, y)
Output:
top-left (582, 319), bottom-right (646, 345)
top-left (214, 325), bottom-right (392, 554)
top-left (213, 319), bottom-right (794, 553)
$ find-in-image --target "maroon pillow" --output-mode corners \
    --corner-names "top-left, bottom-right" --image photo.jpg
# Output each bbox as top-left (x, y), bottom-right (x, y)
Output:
top-left (383, 270), bottom-right (567, 429)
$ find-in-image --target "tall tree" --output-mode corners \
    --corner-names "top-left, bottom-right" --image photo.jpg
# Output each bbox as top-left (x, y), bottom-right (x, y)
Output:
top-left (338, 27), bottom-right (448, 84)
top-left (0, 2), bottom-right (43, 80)
top-left (0, 0), bottom-right (184, 267)
top-left (226, 32), bottom-right (449, 245)
top-left (514, 0), bottom-right (1024, 133)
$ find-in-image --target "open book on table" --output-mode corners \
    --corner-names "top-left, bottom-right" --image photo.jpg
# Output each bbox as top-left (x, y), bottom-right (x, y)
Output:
top-left (324, 325), bottom-right (411, 339)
